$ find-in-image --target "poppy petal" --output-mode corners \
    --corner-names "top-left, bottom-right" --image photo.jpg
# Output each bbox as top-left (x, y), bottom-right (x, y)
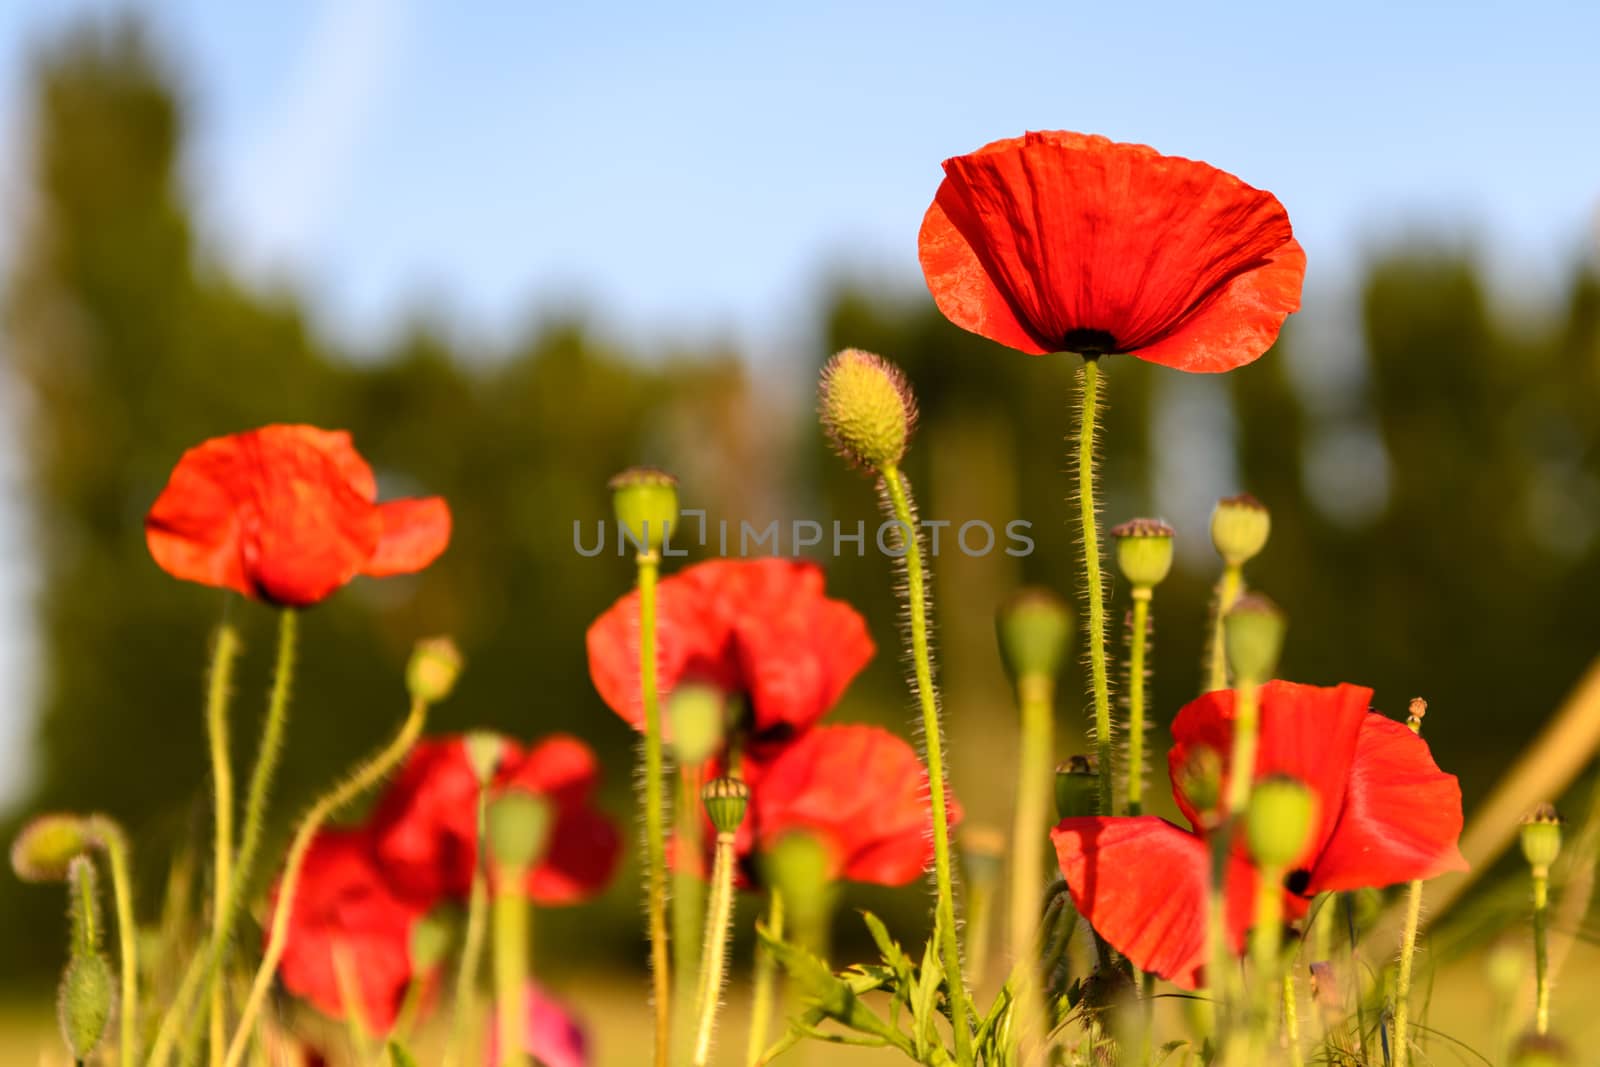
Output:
top-left (919, 184), bottom-right (1053, 354)
top-left (1050, 817), bottom-right (1214, 989)
top-left (366, 497), bottom-right (453, 577)
top-left (1309, 714), bottom-right (1467, 892)
top-left (145, 434), bottom-right (255, 597)
top-left (1169, 681), bottom-right (1369, 866)
top-left (289, 426), bottom-right (379, 500)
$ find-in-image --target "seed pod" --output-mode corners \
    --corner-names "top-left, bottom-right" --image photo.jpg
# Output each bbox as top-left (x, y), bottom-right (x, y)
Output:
top-left (609, 467), bottom-right (680, 554)
top-left (1223, 594), bottom-right (1285, 683)
top-left (702, 776), bottom-right (750, 837)
top-left (1112, 518), bottom-right (1176, 590)
top-left (1054, 756), bottom-right (1099, 820)
top-left (485, 791), bottom-right (554, 874)
top-left (1210, 493), bottom-right (1270, 566)
top-left (667, 683), bottom-right (728, 767)
top-left (996, 588), bottom-right (1072, 682)
top-left (1246, 774), bottom-right (1317, 870)
top-left (1519, 804), bottom-right (1564, 874)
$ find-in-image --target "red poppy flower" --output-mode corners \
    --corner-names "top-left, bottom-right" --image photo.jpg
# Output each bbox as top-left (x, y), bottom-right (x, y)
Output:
top-left (586, 558), bottom-right (875, 748)
top-left (677, 724), bottom-right (960, 888)
top-left (1050, 681), bottom-right (1466, 989)
top-left (146, 424), bottom-right (451, 607)
top-left (273, 828), bottom-right (428, 1029)
top-left (368, 734), bottom-right (622, 905)
top-left (919, 131), bottom-right (1306, 373)
top-left (486, 981), bottom-right (590, 1067)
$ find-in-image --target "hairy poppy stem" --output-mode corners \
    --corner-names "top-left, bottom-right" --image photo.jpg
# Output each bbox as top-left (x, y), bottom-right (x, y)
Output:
top-left (674, 766), bottom-right (707, 1064)
top-left (1206, 565), bottom-right (1243, 693)
top-left (492, 878), bottom-right (532, 1067)
top-left (1074, 358), bottom-right (1115, 817)
top-left (1252, 863), bottom-right (1286, 1058)
top-left (1533, 869), bottom-right (1551, 1034)
top-left (1127, 593), bottom-right (1150, 816)
top-left (85, 817), bottom-right (137, 1067)
top-left (203, 617), bottom-right (242, 1067)
top-left (880, 463), bottom-right (973, 1063)
top-left (1392, 708), bottom-right (1429, 1067)
top-left (745, 889), bottom-right (783, 1067)
top-left (1283, 973), bottom-right (1305, 1067)
top-left (636, 550), bottom-right (674, 1067)
top-left (444, 794), bottom-right (491, 1067)
top-left (161, 609), bottom-right (298, 1067)
top-left (221, 694), bottom-right (429, 1067)
top-left (692, 829), bottom-right (738, 1067)
top-left (1009, 672), bottom-right (1054, 1058)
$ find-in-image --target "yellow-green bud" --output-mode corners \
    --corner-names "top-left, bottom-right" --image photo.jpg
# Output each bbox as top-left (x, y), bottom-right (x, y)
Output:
top-left (485, 791), bottom-right (553, 874)
top-left (609, 466), bottom-right (679, 554)
top-left (1510, 1033), bottom-right (1572, 1067)
top-left (1210, 493), bottom-right (1270, 566)
top-left (961, 825), bottom-right (1006, 887)
top-left (58, 951), bottom-right (113, 1060)
top-left (1054, 756), bottom-right (1099, 820)
top-left (406, 636), bottom-right (463, 705)
top-left (996, 588), bottom-right (1072, 682)
top-left (1519, 803), bottom-right (1563, 873)
top-left (1224, 594), bottom-right (1285, 683)
top-left (818, 348), bottom-right (917, 472)
top-left (1112, 518), bottom-right (1175, 590)
top-left (1246, 774), bottom-right (1317, 869)
top-left (463, 732), bottom-right (507, 786)
top-left (11, 814), bottom-right (92, 883)
top-left (410, 907), bottom-right (457, 972)
top-left (667, 683), bottom-right (728, 766)
top-left (702, 776), bottom-right (750, 837)
top-left (762, 831), bottom-right (835, 931)
top-left (1177, 745), bottom-right (1225, 827)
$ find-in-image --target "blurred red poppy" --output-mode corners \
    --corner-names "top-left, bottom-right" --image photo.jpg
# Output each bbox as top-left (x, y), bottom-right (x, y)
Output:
top-left (677, 724), bottom-right (959, 888)
top-left (1051, 681), bottom-right (1466, 989)
top-left (145, 424), bottom-right (451, 606)
top-left (486, 981), bottom-right (590, 1067)
top-left (919, 131), bottom-right (1306, 373)
top-left (273, 828), bottom-right (428, 1030)
top-left (368, 734), bottom-right (622, 905)
top-left (586, 558), bottom-right (874, 749)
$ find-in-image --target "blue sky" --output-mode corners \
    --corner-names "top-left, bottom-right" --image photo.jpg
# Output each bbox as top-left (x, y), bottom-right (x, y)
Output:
top-left (0, 1), bottom-right (1596, 802)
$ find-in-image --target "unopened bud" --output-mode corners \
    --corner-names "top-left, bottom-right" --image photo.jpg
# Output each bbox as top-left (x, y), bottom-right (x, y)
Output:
top-left (1223, 594), bottom-right (1285, 683)
top-left (1054, 756), bottom-right (1099, 820)
top-left (485, 792), bottom-right (553, 874)
top-left (1246, 775), bottom-right (1317, 870)
top-left (406, 637), bottom-right (463, 704)
top-left (996, 588), bottom-right (1072, 682)
top-left (410, 907), bottom-right (456, 972)
top-left (1520, 804), bottom-right (1564, 873)
top-left (57, 951), bottom-right (113, 1060)
top-left (667, 683), bottom-right (727, 766)
top-left (818, 349), bottom-right (917, 472)
top-left (1112, 519), bottom-right (1175, 591)
top-left (1211, 493), bottom-right (1270, 566)
top-left (702, 776), bottom-right (750, 837)
top-left (961, 826), bottom-right (1006, 887)
top-left (463, 732), bottom-right (508, 786)
top-left (1177, 746), bottom-right (1224, 827)
top-left (11, 814), bottom-right (92, 883)
top-left (609, 467), bottom-right (679, 554)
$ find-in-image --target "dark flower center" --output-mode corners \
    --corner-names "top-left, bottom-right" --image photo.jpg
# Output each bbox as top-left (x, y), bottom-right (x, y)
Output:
top-left (1062, 328), bottom-right (1118, 356)
top-left (1284, 869), bottom-right (1313, 897)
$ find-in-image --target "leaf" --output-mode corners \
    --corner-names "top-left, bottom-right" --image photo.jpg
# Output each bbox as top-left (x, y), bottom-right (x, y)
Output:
top-left (387, 1041), bottom-right (420, 1067)
top-left (756, 923), bottom-right (913, 1056)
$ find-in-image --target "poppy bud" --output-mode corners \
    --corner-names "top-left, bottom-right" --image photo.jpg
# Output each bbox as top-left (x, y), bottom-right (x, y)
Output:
top-left (667, 683), bottom-right (727, 767)
top-left (1246, 774), bottom-right (1316, 870)
top-left (1510, 1032), bottom-right (1572, 1067)
top-left (1054, 756), bottom-right (1099, 820)
top-left (1111, 519), bottom-right (1175, 591)
top-left (59, 857), bottom-right (112, 1061)
top-left (1176, 746), bottom-right (1224, 828)
top-left (1223, 594), bottom-right (1285, 683)
top-left (463, 731), bottom-right (508, 787)
top-left (1519, 804), bottom-right (1564, 874)
top-left (11, 814), bottom-right (92, 883)
top-left (961, 825), bottom-right (1006, 888)
top-left (410, 907), bottom-right (456, 972)
top-left (818, 349), bottom-right (917, 472)
top-left (1210, 493), bottom-right (1270, 566)
top-left (609, 467), bottom-right (679, 554)
top-left (485, 791), bottom-right (554, 875)
top-left (406, 636), bottom-right (463, 705)
top-left (996, 588), bottom-right (1072, 682)
top-left (701, 776), bottom-right (750, 837)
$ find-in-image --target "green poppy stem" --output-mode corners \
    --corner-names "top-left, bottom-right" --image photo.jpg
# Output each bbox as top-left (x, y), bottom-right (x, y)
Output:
top-left (1533, 869), bottom-right (1551, 1034)
top-left (1206, 565), bottom-right (1243, 693)
top-left (221, 693), bottom-right (429, 1067)
top-left (1283, 972), bottom-right (1304, 1067)
top-left (692, 830), bottom-right (739, 1067)
top-left (1127, 592), bottom-right (1151, 816)
top-left (204, 618), bottom-right (242, 1067)
top-left (85, 817), bottom-right (137, 1067)
top-left (1009, 671), bottom-right (1054, 1057)
top-left (880, 463), bottom-right (973, 1063)
top-left (492, 879), bottom-right (532, 1067)
top-left (636, 551), bottom-right (674, 1067)
top-left (1075, 358), bottom-right (1114, 816)
top-left (745, 889), bottom-right (783, 1067)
